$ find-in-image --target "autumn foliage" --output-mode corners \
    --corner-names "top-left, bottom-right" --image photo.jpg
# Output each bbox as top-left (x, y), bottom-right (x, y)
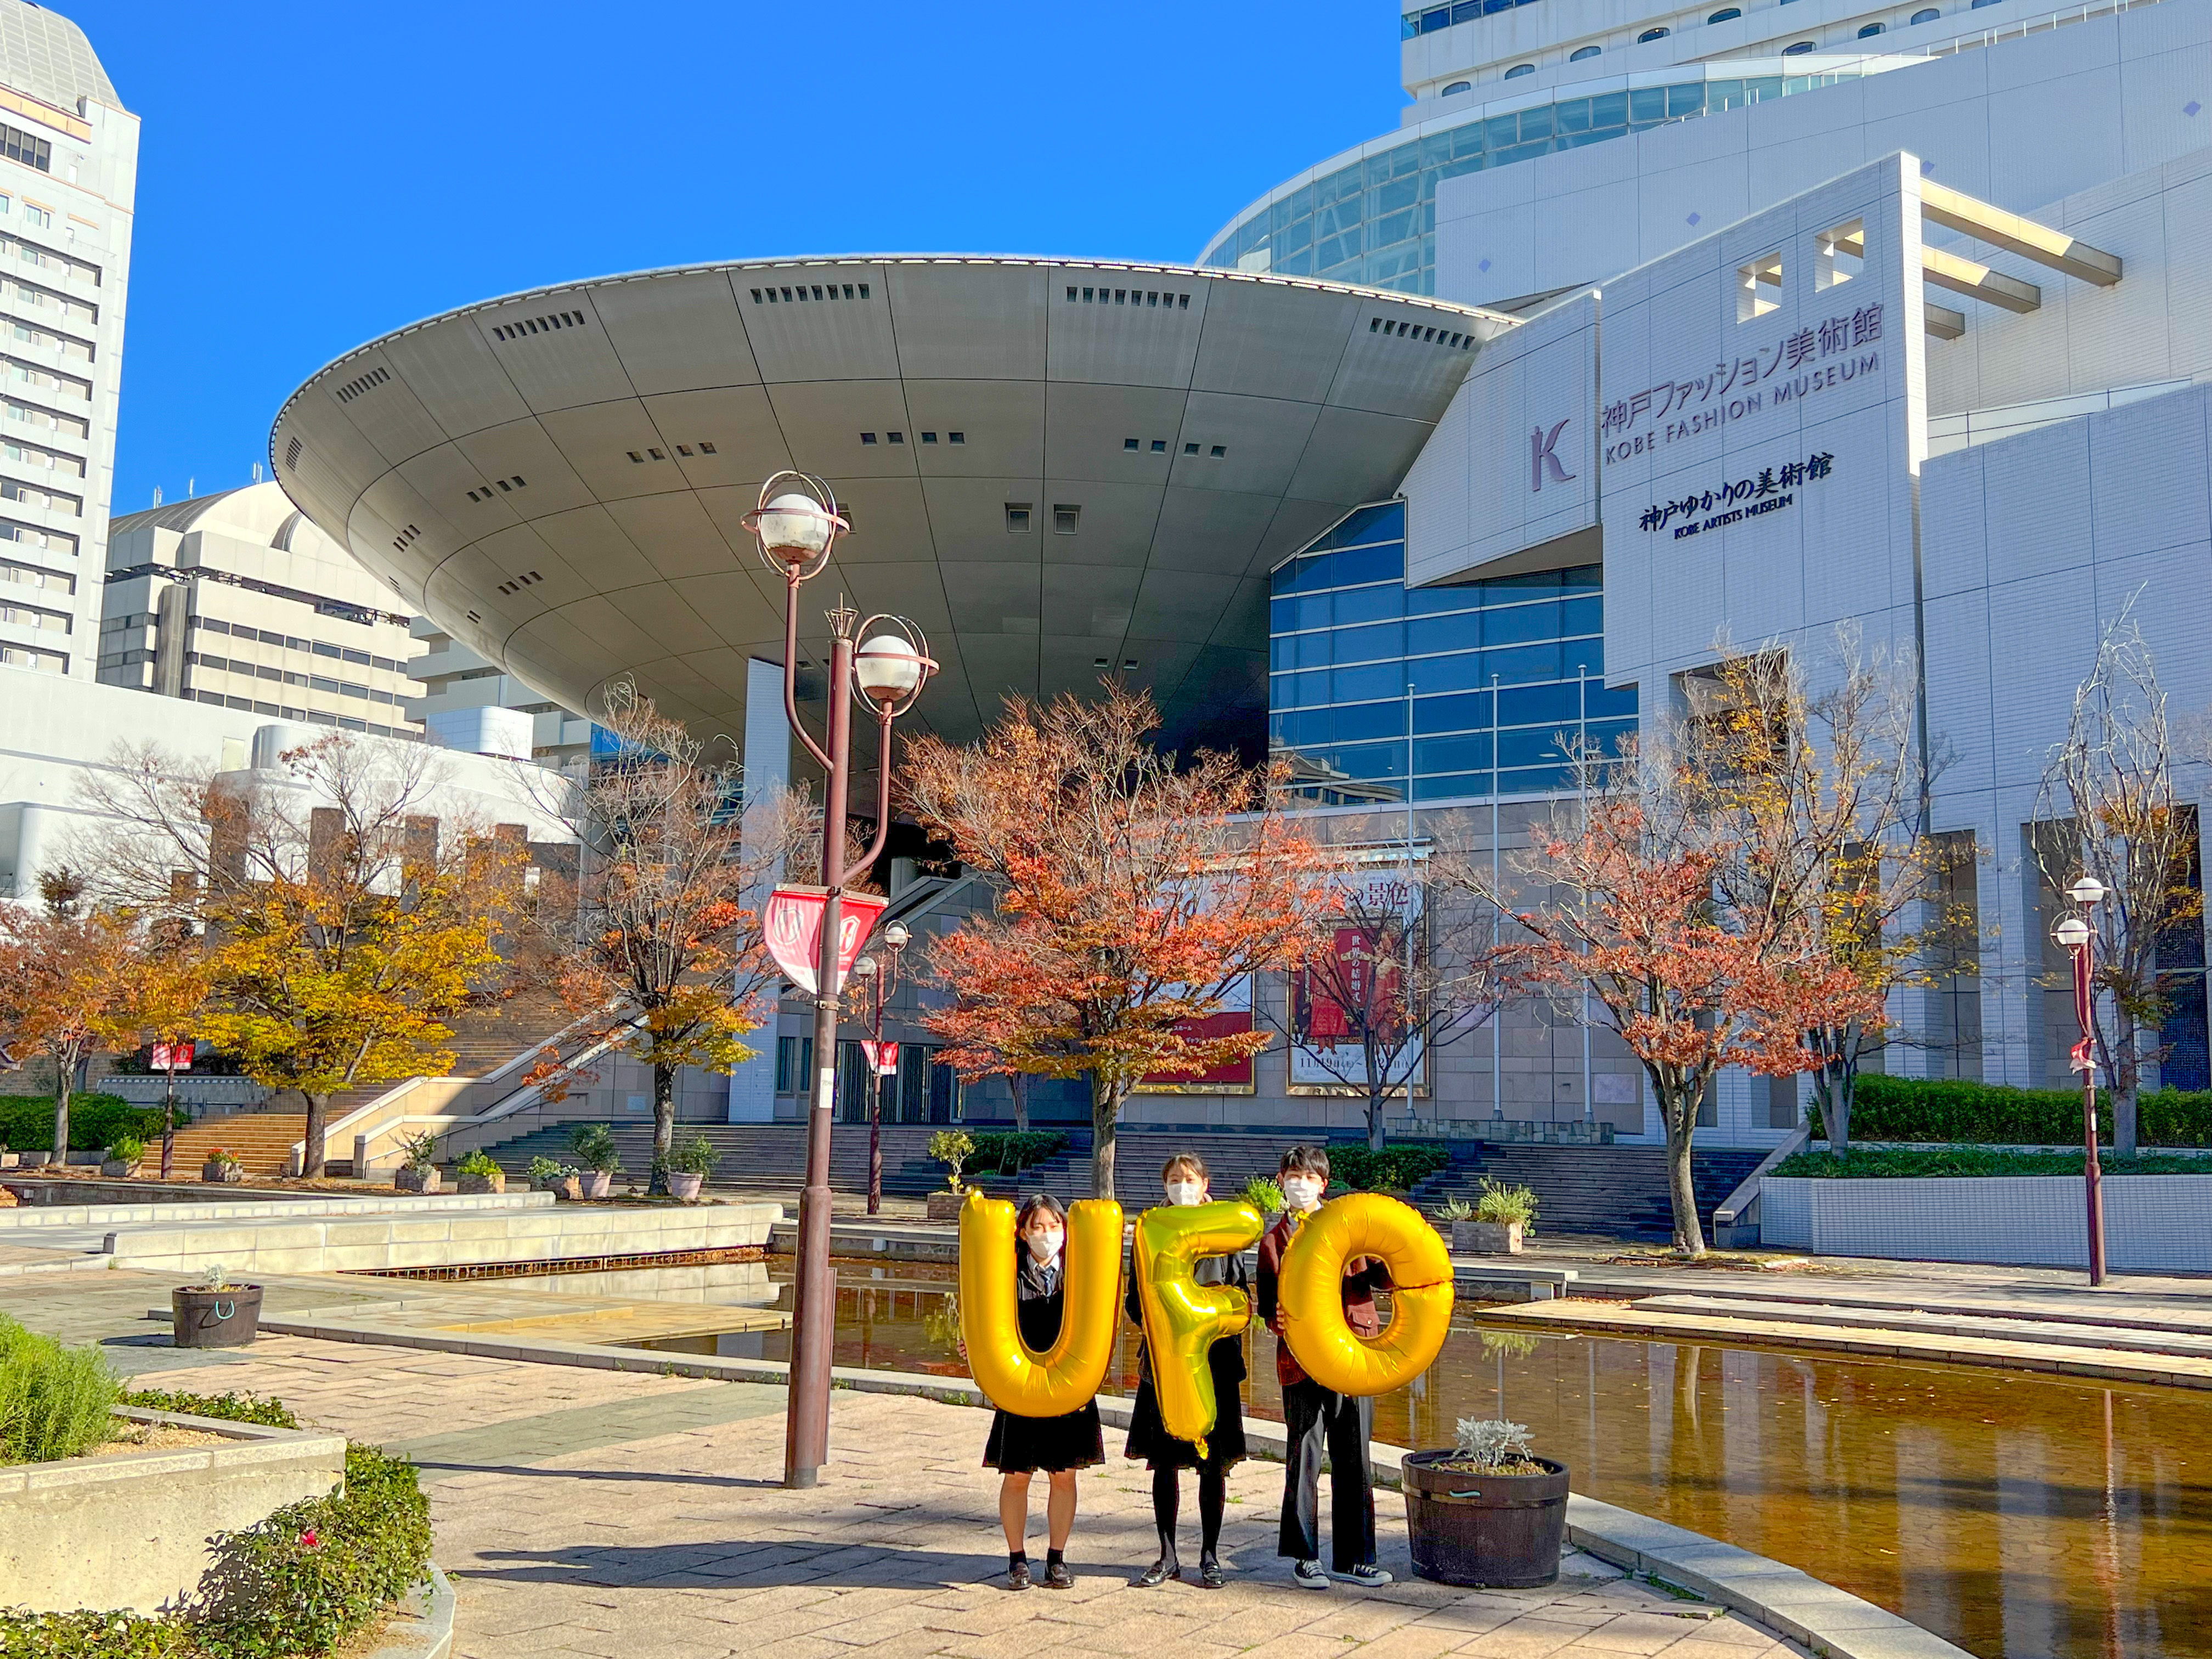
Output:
top-left (906, 685), bottom-right (1334, 1197)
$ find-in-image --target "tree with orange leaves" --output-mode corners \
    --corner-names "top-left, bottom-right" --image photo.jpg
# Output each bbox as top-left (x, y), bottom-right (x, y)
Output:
top-left (1449, 753), bottom-right (1886, 1256)
top-left (906, 684), bottom-right (1335, 1199)
top-left (0, 868), bottom-right (134, 1161)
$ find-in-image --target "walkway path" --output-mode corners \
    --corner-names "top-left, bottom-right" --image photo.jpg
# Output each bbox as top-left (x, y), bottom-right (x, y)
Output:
top-left (121, 1336), bottom-right (1798, 1659)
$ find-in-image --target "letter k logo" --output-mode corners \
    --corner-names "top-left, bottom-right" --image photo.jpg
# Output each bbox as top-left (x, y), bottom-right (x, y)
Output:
top-left (1531, 419), bottom-right (1575, 492)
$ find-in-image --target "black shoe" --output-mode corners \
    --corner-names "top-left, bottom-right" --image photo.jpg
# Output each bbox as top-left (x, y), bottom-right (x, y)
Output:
top-left (1199, 1556), bottom-right (1226, 1589)
top-left (1007, 1561), bottom-right (1032, 1591)
top-left (1131, 1559), bottom-right (1180, 1588)
top-left (1043, 1560), bottom-right (1074, 1589)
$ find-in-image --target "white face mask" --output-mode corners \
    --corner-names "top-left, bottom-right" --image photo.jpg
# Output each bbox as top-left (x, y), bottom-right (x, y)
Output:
top-left (1282, 1176), bottom-right (1324, 1212)
top-left (1025, 1227), bottom-right (1064, 1262)
top-left (1165, 1180), bottom-right (1205, 1207)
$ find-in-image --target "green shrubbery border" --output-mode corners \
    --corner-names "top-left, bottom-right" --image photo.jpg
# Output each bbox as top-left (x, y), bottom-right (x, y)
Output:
top-left (1813, 1075), bottom-right (2212, 1147)
top-left (1771, 1145), bottom-right (2212, 1179)
top-left (0, 1096), bottom-right (190, 1155)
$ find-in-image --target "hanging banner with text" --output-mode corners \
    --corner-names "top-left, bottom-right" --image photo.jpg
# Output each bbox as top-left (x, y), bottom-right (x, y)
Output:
top-left (763, 885), bottom-right (890, 997)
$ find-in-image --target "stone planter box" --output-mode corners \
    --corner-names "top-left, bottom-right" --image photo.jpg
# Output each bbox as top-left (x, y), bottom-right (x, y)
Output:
top-left (539, 1174), bottom-right (584, 1201)
top-left (666, 1171), bottom-right (704, 1203)
top-left (0, 1405), bottom-right (345, 1615)
top-left (100, 1158), bottom-right (143, 1180)
top-left (926, 1190), bottom-right (965, 1221)
top-left (457, 1170), bottom-right (505, 1195)
top-left (580, 1170), bottom-right (613, 1200)
top-left (395, 1166), bottom-right (440, 1194)
top-left (0, 1152), bottom-right (18, 1168)
top-left (1453, 1219), bottom-right (1524, 1254)
top-left (1760, 1172), bottom-right (2212, 1271)
top-left (201, 1160), bottom-right (245, 1184)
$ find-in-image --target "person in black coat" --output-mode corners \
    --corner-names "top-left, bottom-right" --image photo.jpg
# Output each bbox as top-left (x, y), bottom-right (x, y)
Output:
top-left (981, 1193), bottom-right (1102, 1590)
top-left (1124, 1153), bottom-right (1250, 1590)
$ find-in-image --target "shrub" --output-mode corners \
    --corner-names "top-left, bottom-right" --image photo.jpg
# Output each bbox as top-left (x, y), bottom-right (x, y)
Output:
top-left (455, 1149), bottom-right (501, 1178)
top-left (1435, 1196), bottom-right (1475, 1222)
top-left (1818, 1075), bottom-right (2212, 1148)
top-left (1327, 1142), bottom-right (1452, 1192)
top-left (928, 1128), bottom-right (974, 1192)
top-left (526, 1155), bottom-right (576, 1184)
top-left (1240, 1175), bottom-right (1284, 1213)
top-left (965, 1130), bottom-right (1069, 1176)
top-left (1474, 1178), bottom-right (1539, 1228)
top-left (664, 1135), bottom-right (718, 1177)
top-left (189, 1443), bottom-right (431, 1658)
top-left (0, 1609), bottom-right (189, 1657)
top-left (0, 1096), bottom-right (182, 1154)
top-left (396, 1128), bottom-right (439, 1172)
top-left (567, 1121), bottom-right (619, 1173)
top-left (120, 1388), bottom-right (298, 1429)
top-left (1452, 1417), bottom-right (1539, 1470)
top-left (106, 1136), bottom-right (146, 1164)
top-left (1770, 1146), bottom-right (2212, 1179)
top-left (0, 1314), bottom-right (121, 1465)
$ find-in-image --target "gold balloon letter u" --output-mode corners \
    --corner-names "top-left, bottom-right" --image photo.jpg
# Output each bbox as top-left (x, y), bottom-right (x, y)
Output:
top-left (957, 1189), bottom-right (1123, 1418)
top-left (1132, 1199), bottom-right (1265, 1458)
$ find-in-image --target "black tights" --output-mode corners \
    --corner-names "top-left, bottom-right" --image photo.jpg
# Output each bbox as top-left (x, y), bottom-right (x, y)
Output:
top-left (1151, 1464), bottom-right (1226, 1568)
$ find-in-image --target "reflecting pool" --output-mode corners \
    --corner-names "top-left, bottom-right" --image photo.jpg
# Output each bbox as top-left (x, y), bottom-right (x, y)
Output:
top-left (631, 1261), bottom-right (2212, 1658)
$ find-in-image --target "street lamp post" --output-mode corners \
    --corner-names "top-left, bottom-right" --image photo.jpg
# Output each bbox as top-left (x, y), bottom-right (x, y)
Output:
top-left (850, 919), bottom-right (911, 1217)
top-left (2053, 873), bottom-right (2109, 1288)
top-left (744, 472), bottom-right (936, 1488)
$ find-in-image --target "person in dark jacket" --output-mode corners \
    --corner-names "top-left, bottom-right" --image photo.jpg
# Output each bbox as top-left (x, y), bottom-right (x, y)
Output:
top-left (1255, 1144), bottom-right (1393, 1591)
top-left (981, 1193), bottom-right (1103, 1590)
top-left (1124, 1152), bottom-right (1250, 1590)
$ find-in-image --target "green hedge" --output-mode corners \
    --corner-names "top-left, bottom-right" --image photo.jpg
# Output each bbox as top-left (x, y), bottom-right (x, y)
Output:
top-left (1327, 1142), bottom-right (1453, 1192)
top-left (966, 1131), bottom-right (1069, 1176)
top-left (1771, 1146), bottom-right (2212, 1178)
top-left (1813, 1075), bottom-right (2212, 1148)
top-left (0, 1096), bottom-right (190, 1155)
top-left (121, 1390), bottom-right (298, 1430)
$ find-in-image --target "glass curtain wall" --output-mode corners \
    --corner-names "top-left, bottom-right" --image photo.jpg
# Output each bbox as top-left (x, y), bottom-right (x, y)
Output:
top-left (1203, 71), bottom-right (1865, 294)
top-left (1268, 500), bottom-right (1636, 803)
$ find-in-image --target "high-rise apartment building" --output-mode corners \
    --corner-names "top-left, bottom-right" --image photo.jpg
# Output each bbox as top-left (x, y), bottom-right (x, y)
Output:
top-left (99, 483), bottom-right (424, 739)
top-left (0, 1), bottom-right (132, 680)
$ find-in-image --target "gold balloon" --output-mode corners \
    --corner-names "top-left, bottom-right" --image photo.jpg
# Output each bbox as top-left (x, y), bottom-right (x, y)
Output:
top-left (957, 1189), bottom-right (1123, 1418)
top-left (1132, 1199), bottom-right (1265, 1458)
top-left (1277, 1192), bottom-right (1455, 1397)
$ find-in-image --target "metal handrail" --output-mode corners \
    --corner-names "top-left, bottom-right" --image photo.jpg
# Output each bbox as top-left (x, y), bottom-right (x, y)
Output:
top-left (1918, 0), bottom-right (2164, 56)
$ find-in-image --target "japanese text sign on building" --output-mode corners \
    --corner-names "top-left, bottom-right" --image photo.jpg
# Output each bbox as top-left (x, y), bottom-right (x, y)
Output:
top-left (1640, 450), bottom-right (1835, 539)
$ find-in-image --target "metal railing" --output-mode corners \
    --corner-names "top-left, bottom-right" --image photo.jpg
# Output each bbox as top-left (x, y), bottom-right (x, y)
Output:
top-left (1917, 0), bottom-right (2165, 55)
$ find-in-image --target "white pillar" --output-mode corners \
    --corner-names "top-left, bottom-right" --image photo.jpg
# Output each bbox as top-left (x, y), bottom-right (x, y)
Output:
top-left (729, 657), bottom-right (791, 1124)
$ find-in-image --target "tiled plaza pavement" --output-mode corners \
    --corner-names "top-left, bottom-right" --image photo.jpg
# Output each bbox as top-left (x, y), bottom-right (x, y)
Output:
top-left (131, 1341), bottom-right (1803, 1659)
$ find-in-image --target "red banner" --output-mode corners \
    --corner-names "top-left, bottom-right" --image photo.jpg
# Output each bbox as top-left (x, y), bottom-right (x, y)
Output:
top-left (763, 886), bottom-right (890, 996)
top-left (861, 1040), bottom-right (900, 1077)
top-left (150, 1041), bottom-right (195, 1072)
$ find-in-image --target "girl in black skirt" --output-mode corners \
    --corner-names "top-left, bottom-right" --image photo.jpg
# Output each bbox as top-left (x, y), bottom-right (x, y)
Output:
top-left (982, 1193), bottom-right (1102, 1590)
top-left (1125, 1153), bottom-right (1249, 1590)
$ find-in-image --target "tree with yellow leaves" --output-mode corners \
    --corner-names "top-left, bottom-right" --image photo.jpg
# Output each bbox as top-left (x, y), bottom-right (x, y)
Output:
top-left (78, 733), bottom-right (527, 1177)
top-left (96, 923), bottom-right (211, 1178)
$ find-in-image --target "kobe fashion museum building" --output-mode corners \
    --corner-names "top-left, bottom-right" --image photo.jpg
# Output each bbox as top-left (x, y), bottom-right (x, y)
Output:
top-left (271, 0), bottom-right (2212, 1155)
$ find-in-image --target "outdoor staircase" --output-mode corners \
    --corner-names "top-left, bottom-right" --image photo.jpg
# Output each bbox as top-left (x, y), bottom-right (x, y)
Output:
top-left (473, 1121), bottom-right (968, 1194)
top-left (163, 1114), bottom-right (308, 1177)
top-left (1410, 1143), bottom-right (1769, 1242)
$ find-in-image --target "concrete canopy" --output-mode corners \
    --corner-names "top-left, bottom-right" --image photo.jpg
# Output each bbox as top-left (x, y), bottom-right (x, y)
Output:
top-left (270, 257), bottom-right (1510, 754)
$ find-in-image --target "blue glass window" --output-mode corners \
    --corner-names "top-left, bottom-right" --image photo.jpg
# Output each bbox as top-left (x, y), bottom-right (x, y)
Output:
top-left (1910, 7), bottom-right (1940, 18)
top-left (1639, 26), bottom-right (1671, 40)
top-left (1333, 584), bottom-right (1403, 625)
top-left (1708, 7), bottom-right (1741, 18)
top-left (1504, 63), bottom-right (1536, 78)
top-left (1443, 81), bottom-right (1473, 94)
top-left (1570, 46), bottom-right (1601, 60)
top-left (1858, 21), bottom-right (1885, 35)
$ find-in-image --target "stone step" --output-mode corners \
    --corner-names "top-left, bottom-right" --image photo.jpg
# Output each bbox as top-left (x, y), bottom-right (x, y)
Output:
top-left (1632, 1291), bottom-right (2212, 1359)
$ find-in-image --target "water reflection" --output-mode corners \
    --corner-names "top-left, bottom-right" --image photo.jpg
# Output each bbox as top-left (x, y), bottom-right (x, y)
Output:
top-left (636, 1263), bottom-right (2212, 1658)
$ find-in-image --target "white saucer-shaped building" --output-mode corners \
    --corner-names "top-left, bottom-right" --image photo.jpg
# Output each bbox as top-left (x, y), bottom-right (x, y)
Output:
top-left (269, 257), bottom-right (1508, 752)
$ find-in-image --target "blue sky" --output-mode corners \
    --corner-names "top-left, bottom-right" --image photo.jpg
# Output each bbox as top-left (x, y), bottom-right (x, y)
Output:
top-left (69, 1), bottom-right (1408, 518)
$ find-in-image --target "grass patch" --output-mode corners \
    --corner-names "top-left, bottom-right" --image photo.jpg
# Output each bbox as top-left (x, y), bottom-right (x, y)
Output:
top-left (0, 1314), bottom-right (121, 1465)
top-left (1771, 1146), bottom-right (2212, 1179)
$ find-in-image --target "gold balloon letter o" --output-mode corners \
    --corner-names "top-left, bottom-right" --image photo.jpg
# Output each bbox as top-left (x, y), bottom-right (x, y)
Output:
top-left (1277, 1192), bottom-right (1455, 1397)
top-left (1133, 1199), bottom-right (1265, 1458)
top-left (957, 1189), bottom-right (1123, 1417)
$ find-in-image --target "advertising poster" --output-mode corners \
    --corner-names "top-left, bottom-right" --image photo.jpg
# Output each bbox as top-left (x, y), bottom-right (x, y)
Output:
top-left (1290, 857), bottom-right (1427, 1093)
top-left (1137, 973), bottom-right (1256, 1093)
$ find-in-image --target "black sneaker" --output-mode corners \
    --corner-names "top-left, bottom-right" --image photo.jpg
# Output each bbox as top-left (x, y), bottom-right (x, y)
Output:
top-left (1007, 1560), bottom-right (1032, 1591)
top-left (1043, 1560), bottom-right (1073, 1589)
top-left (1293, 1559), bottom-right (1329, 1589)
top-left (1330, 1564), bottom-right (1393, 1587)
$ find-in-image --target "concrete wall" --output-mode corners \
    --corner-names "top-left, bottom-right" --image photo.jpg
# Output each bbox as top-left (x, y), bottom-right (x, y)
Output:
top-left (1760, 1172), bottom-right (2212, 1267)
top-left (0, 1407), bottom-right (343, 1616)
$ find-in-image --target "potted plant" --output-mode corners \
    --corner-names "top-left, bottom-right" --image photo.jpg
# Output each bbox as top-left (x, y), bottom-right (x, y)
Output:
top-left (926, 1128), bottom-right (974, 1221)
top-left (1402, 1417), bottom-right (1570, 1588)
top-left (1449, 1179), bottom-right (1538, 1254)
top-left (1240, 1174), bottom-right (1284, 1231)
top-left (394, 1128), bottom-right (441, 1194)
top-left (171, 1261), bottom-right (265, 1350)
top-left (100, 1135), bottom-right (146, 1179)
top-left (455, 1149), bottom-right (506, 1195)
top-left (569, 1122), bottom-right (619, 1199)
top-left (528, 1155), bottom-right (583, 1201)
top-left (662, 1134), bottom-right (718, 1202)
top-left (200, 1147), bottom-right (245, 1184)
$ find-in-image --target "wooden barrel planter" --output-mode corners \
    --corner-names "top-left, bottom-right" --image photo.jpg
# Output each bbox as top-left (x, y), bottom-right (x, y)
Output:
top-left (171, 1284), bottom-right (264, 1349)
top-left (1401, 1451), bottom-right (1570, 1588)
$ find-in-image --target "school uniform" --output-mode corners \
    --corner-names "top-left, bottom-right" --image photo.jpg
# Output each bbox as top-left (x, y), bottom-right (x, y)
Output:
top-left (981, 1252), bottom-right (1105, 1474)
top-left (1122, 1245), bottom-right (1250, 1472)
top-left (1256, 1209), bottom-right (1391, 1572)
